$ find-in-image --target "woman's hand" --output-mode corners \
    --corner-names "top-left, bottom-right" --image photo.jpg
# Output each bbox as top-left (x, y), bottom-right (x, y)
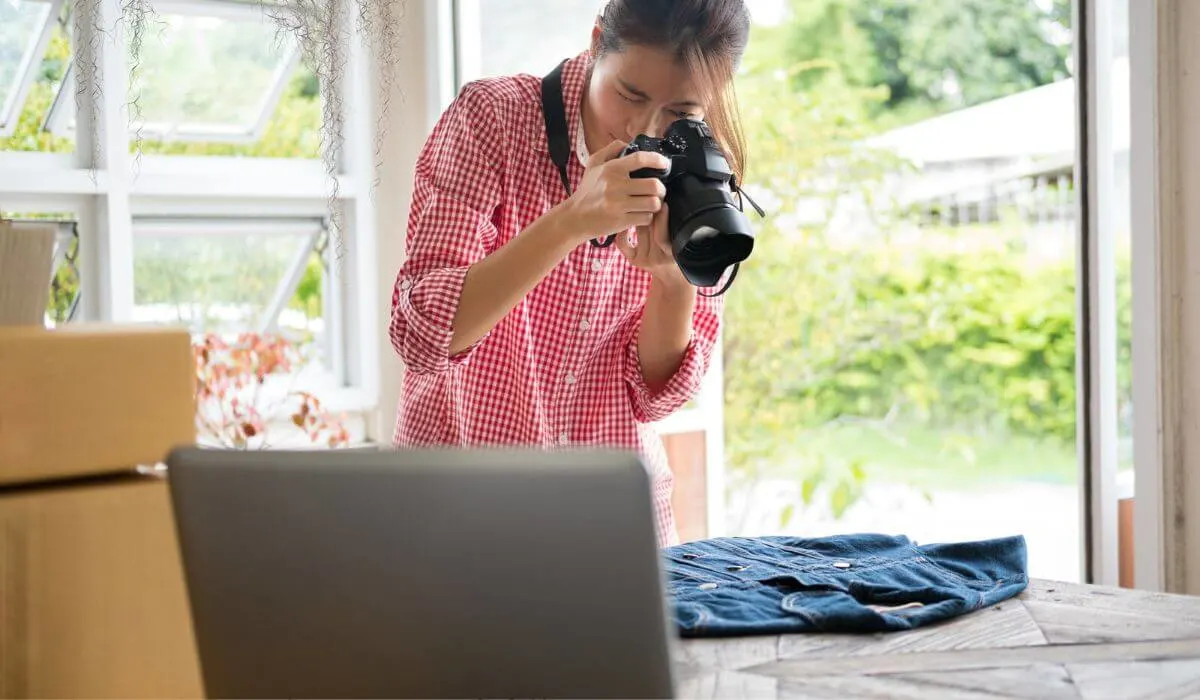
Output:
top-left (616, 201), bottom-right (690, 289)
top-left (560, 140), bottom-right (670, 244)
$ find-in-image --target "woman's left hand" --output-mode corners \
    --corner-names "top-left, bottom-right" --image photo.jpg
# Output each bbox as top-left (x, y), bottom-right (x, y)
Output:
top-left (615, 202), bottom-right (690, 289)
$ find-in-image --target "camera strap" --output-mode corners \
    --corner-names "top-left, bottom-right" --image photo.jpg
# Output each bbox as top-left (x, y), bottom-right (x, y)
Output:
top-left (542, 59), bottom-right (616, 248)
top-left (541, 60), bottom-right (573, 198)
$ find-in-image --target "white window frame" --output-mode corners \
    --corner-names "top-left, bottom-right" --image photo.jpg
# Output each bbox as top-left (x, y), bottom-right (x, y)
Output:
top-left (1077, 0), bottom-right (1125, 587)
top-left (45, 0), bottom-right (304, 143)
top-left (0, 0), bottom-right (381, 417)
top-left (0, 0), bottom-right (62, 137)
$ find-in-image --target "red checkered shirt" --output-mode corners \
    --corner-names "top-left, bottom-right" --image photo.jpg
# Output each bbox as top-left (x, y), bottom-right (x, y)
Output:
top-left (389, 51), bottom-right (723, 547)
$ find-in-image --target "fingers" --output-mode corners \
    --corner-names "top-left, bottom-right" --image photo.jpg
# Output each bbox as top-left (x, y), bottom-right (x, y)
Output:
top-left (617, 177), bottom-right (667, 199)
top-left (615, 211), bottom-right (655, 231)
top-left (587, 139), bottom-right (629, 167)
top-left (614, 150), bottom-right (671, 174)
top-left (625, 195), bottom-right (663, 214)
top-left (652, 202), bottom-right (672, 254)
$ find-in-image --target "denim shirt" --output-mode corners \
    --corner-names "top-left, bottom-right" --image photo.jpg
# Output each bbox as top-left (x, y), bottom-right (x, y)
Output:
top-left (662, 533), bottom-right (1028, 636)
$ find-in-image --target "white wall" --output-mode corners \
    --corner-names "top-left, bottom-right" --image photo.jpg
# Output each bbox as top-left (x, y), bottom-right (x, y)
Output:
top-left (365, 0), bottom-right (442, 442)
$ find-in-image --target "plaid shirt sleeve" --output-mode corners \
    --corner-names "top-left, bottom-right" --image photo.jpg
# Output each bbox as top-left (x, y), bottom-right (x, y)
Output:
top-left (389, 82), bottom-right (504, 375)
top-left (623, 290), bottom-right (724, 423)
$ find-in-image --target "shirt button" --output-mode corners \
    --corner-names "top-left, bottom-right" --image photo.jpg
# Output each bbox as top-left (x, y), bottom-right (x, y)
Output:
top-left (399, 279), bottom-right (412, 291)
top-left (591, 260), bottom-right (603, 272)
top-left (558, 431), bottom-right (569, 445)
top-left (565, 373), bottom-right (576, 385)
top-left (579, 319), bottom-right (590, 332)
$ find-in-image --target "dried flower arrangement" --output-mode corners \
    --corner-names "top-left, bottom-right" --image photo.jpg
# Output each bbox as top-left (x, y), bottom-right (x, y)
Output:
top-left (193, 332), bottom-right (350, 449)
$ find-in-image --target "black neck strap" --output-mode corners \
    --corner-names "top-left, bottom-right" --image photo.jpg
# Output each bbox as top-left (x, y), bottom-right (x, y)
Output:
top-left (542, 59), bottom-right (616, 248)
top-left (541, 60), bottom-right (573, 197)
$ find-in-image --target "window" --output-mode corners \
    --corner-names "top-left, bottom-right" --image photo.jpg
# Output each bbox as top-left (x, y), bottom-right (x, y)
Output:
top-left (455, 0), bottom-right (603, 85)
top-left (0, 0), bottom-right (381, 434)
top-left (0, 0), bottom-right (72, 151)
top-left (131, 217), bottom-right (330, 366)
top-left (43, 0), bottom-right (320, 158)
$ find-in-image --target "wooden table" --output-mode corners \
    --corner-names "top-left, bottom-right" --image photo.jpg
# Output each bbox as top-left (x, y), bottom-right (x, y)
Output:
top-left (673, 579), bottom-right (1200, 698)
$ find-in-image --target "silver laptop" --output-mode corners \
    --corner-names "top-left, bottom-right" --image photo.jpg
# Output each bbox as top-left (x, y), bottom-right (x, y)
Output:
top-left (165, 445), bottom-right (677, 699)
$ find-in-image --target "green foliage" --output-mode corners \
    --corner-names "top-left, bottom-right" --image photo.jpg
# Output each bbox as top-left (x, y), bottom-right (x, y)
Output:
top-left (290, 254), bottom-right (324, 321)
top-left (775, 0), bottom-right (1072, 125)
top-left (724, 1), bottom-right (1094, 518)
top-left (721, 229), bottom-right (1113, 474)
top-left (1, 26), bottom-right (72, 153)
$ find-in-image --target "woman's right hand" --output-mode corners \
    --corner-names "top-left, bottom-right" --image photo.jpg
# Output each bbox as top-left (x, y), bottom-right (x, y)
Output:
top-left (560, 140), bottom-right (670, 244)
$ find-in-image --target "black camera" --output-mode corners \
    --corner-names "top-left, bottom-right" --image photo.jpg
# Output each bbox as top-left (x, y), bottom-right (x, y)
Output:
top-left (618, 117), bottom-right (759, 290)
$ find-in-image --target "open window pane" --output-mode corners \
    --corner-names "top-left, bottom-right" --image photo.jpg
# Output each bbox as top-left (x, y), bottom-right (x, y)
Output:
top-left (129, 5), bottom-right (299, 142)
top-left (0, 0), bottom-right (52, 131)
top-left (131, 218), bottom-right (328, 367)
top-left (0, 0), bottom-right (72, 150)
top-left (44, 0), bottom-right (320, 157)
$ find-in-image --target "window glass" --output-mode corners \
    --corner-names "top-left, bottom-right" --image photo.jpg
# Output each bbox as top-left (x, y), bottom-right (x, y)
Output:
top-left (460, 0), bottom-right (603, 84)
top-left (43, 3), bottom-right (321, 158)
top-left (132, 218), bottom-right (328, 366)
top-left (723, 0), bottom-right (1081, 582)
top-left (0, 0), bottom-right (73, 152)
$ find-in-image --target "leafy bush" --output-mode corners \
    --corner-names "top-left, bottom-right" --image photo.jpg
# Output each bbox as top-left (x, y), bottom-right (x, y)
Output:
top-left (723, 225), bottom-right (1132, 481)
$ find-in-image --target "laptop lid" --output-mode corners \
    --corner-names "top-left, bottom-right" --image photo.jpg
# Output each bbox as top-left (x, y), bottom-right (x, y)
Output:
top-left (165, 446), bottom-right (677, 699)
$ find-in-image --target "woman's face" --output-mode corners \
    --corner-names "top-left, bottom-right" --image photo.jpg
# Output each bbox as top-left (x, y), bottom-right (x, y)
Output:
top-left (581, 31), bottom-right (707, 152)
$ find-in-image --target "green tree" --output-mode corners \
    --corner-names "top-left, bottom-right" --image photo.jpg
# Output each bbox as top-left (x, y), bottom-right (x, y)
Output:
top-left (779, 0), bottom-right (1072, 125)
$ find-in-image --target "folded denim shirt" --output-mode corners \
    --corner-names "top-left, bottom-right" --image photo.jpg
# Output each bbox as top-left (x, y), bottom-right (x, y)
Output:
top-left (662, 533), bottom-right (1028, 637)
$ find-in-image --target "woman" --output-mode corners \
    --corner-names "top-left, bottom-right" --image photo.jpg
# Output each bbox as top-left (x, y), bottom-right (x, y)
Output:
top-left (389, 0), bottom-right (751, 547)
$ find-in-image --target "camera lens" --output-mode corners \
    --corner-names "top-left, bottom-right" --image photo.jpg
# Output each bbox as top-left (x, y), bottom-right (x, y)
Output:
top-left (673, 208), bottom-right (755, 287)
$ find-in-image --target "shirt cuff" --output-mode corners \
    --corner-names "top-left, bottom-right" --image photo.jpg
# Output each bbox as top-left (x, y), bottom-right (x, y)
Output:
top-left (624, 321), bottom-right (705, 423)
top-left (391, 265), bottom-right (487, 374)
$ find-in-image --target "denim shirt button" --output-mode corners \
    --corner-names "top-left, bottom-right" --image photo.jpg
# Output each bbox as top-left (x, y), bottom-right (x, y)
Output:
top-left (699, 583), bottom-right (718, 591)
top-left (834, 561), bottom-right (853, 569)
top-left (727, 565), bottom-right (748, 572)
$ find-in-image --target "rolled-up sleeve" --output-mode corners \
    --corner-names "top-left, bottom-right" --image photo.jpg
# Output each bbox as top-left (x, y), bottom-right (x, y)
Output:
top-left (389, 82), bottom-right (504, 375)
top-left (623, 290), bottom-right (724, 423)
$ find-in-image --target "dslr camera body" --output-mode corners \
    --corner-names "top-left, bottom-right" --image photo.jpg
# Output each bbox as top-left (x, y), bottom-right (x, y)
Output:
top-left (618, 117), bottom-right (758, 289)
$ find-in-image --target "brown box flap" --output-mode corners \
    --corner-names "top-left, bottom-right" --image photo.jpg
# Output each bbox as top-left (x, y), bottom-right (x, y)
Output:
top-left (0, 324), bottom-right (197, 486)
top-left (0, 473), bottom-right (204, 698)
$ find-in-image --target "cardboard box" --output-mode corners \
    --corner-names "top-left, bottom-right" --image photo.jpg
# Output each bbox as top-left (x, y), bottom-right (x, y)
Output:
top-left (0, 472), bottom-right (204, 698)
top-left (0, 324), bottom-right (197, 486)
top-left (0, 220), bottom-right (56, 327)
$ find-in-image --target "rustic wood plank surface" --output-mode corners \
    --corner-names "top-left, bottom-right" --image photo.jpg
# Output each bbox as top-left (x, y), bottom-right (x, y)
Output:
top-left (673, 579), bottom-right (1200, 699)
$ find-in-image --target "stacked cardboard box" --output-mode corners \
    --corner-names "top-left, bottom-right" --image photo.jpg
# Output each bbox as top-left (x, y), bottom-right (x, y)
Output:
top-left (0, 323), bottom-right (204, 698)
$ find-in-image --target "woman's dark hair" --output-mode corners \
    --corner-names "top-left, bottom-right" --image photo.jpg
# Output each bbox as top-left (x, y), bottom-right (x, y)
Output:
top-left (594, 0), bottom-right (751, 180)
